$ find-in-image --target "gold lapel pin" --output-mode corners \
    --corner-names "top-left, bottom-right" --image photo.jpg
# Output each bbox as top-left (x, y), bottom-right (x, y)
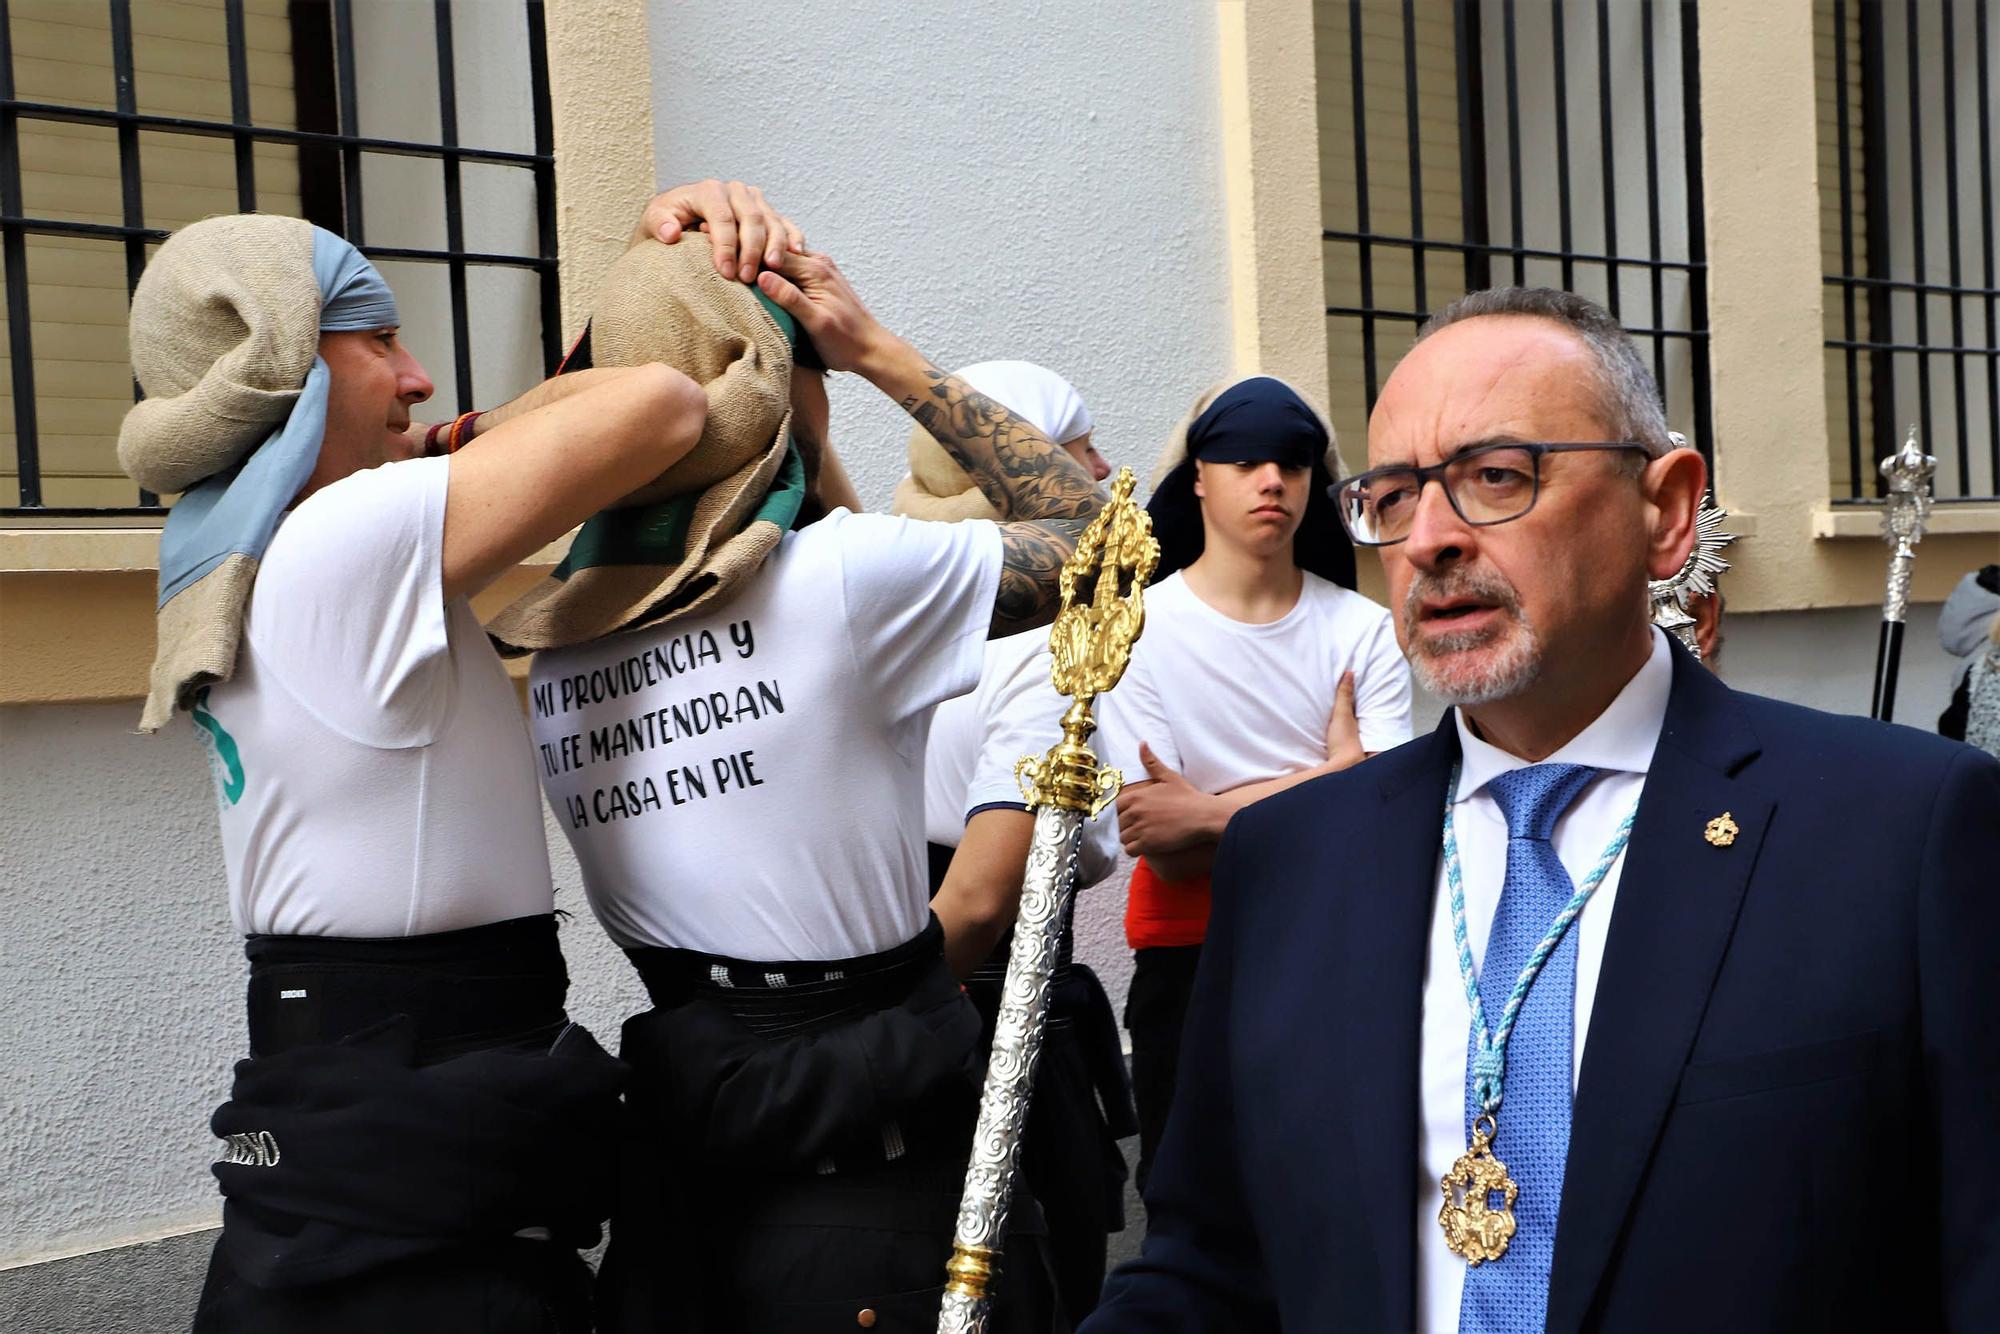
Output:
top-left (1704, 812), bottom-right (1739, 848)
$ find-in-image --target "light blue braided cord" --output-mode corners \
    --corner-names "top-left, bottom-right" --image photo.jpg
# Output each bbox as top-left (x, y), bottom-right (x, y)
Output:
top-left (1444, 763), bottom-right (1638, 1116)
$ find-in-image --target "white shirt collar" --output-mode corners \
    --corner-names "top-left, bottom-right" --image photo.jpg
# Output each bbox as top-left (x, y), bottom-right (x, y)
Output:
top-left (1451, 628), bottom-right (1675, 803)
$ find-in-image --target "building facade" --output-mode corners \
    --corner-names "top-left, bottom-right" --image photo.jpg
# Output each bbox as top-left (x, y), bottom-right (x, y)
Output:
top-left (2, 1), bottom-right (1994, 1327)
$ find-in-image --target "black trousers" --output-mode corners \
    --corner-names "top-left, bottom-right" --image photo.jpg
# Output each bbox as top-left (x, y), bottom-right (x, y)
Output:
top-left (194, 1235), bottom-right (592, 1334)
top-left (603, 920), bottom-right (1066, 1333)
top-left (192, 915), bottom-right (621, 1334)
top-left (1124, 943), bottom-right (1204, 1201)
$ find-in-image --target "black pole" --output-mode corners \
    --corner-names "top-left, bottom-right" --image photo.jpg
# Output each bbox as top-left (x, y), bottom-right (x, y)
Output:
top-left (1870, 620), bottom-right (1905, 722)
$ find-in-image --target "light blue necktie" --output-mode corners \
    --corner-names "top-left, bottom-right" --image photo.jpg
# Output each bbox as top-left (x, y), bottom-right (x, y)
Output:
top-left (1458, 762), bottom-right (1600, 1334)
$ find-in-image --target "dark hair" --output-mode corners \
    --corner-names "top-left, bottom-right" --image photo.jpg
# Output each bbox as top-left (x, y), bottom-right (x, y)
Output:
top-left (1417, 287), bottom-right (1673, 458)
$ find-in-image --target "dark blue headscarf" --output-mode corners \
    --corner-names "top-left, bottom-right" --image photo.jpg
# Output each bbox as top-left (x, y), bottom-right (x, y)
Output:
top-left (1145, 376), bottom-right (1357, 588)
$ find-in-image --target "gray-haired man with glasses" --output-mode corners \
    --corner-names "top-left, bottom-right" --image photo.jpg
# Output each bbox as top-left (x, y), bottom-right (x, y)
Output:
top-left (1084, 285), bottom-right (2000, 1333)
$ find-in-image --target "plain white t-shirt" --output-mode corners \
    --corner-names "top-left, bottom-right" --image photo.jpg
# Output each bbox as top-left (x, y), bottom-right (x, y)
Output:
top-left (1097, 569), bottom-right (1413, 797)
top-left (923, 628), bottom-right (1118, 888)
top-left (1413, 628), bottom-right (1673, 1332)
top-left (528, 509), bottom-right (1002, 961)
top-left (194, 454), bottom-right (556, 938)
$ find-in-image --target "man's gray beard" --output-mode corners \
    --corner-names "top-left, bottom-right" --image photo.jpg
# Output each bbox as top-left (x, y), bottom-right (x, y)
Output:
top-left (1402, 570), bottom-right (1544, 706)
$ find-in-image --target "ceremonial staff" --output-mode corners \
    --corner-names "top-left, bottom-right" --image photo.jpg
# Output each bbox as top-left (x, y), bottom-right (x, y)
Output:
top-left (1871, 428), bottom-right (1937, 721)
top-left (938, 468), bottom-right (1158, 1334)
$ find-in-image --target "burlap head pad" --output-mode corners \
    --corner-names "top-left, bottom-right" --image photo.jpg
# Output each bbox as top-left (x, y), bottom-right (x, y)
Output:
top-left (892, 419), bottom-right (1003, 522)
top-left (118, 215), bottom-right (320, 495)
top-left (890, 360), bottom-right (1092, 522)
top-left (485, 235), bottom-right (797, 654)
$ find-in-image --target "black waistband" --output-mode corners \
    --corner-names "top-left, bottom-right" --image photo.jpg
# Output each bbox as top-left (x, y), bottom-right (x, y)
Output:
top-left (244, 913), bottom-right (570, 1063)
top-left (625, 916), bottom-right (947, 1039)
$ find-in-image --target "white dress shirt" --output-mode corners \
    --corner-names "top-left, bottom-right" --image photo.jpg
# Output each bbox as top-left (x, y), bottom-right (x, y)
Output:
top-left (1413, 629), bottom-right (1674, 1332)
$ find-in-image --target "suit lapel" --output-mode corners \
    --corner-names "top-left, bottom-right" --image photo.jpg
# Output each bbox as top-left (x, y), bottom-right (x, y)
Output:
top-left (1544, 652), bottom-right (1773, 1333)
top-left (1342, 720), bottom-right (1458, 1327)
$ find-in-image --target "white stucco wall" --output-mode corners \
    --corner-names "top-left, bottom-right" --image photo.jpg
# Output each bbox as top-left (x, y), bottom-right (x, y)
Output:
top-left (643, 0), bottom-right (1234, 1027)
top-left (645, 0), bottom-right (1233, 509)
top-left (0, 704), bottom-right (644, 1266)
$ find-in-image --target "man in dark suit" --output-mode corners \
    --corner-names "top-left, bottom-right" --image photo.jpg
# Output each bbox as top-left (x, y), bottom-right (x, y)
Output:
top-left (1081, 287), bottom-right (2000, 1333)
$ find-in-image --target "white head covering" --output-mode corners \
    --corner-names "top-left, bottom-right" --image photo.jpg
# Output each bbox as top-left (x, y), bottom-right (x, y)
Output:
top-left (892, 360), bottom-right (1093, 522)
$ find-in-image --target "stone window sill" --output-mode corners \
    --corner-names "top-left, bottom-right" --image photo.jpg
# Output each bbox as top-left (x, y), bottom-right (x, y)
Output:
top-left (1812, 502), bottom-right (2000, 540)
top-left (0, 527), bottom-right (574, 574)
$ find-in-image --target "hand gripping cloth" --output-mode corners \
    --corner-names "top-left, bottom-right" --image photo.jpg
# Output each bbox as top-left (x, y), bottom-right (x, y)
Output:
top-left (484, 234), bottom-right (803, 654)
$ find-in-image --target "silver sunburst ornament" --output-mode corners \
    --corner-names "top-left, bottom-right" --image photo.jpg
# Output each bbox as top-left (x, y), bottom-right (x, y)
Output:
top-left (1648, 432), bottom-right (1736, 660)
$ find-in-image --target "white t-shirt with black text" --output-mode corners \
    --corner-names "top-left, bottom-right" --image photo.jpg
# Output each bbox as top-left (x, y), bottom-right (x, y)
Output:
top-left (528, 509), bottom-right (1002, 961)
top-left (1097, 569), bottom-right (1414, 800)
top-left (923, 629), bottom-right (1118, 888)
top-left (194, 455), bottom-right (557, 938)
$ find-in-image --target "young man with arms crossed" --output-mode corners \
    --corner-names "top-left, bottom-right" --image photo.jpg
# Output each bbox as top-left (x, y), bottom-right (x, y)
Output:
top-left (1099, 374), bottom-right (1412, 1197)
top-left (120, 183), bottom-right (787, 1334)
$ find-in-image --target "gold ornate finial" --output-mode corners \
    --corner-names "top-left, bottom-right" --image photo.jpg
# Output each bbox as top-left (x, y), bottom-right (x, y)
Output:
top-left (1015, 468), bottom-right (1159, 816)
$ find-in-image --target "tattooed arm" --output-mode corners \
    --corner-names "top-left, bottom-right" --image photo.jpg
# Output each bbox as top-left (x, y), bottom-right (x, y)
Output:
top-left (755, 249), bottom-right (1102, 635)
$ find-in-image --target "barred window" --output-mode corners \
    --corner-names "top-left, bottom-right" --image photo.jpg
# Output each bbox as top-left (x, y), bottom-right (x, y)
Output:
top-left (0, 0), bottom-right (558, 519)
top-left (1821, 0), bottom-right (1998, 505)
top-left (1316, 0), bottom-right (1710, 468)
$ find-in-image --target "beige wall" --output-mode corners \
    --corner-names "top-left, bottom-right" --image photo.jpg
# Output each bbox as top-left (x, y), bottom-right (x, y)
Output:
top-left (1219, 0), bottom-right (1331, 413)
top-left (545, 0), bottom-right (656, 346)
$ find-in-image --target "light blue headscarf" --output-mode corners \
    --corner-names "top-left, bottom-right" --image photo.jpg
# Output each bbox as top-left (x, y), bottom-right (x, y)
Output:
top-left (157, 229), bottom-right (399, 605)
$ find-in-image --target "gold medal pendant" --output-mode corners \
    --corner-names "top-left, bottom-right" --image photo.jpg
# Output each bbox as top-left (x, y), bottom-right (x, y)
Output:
top-left (1438, 1113), bottom-right (1519, 1265)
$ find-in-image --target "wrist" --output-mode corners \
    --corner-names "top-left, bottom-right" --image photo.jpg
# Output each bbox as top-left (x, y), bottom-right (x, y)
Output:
top-left (855, 331), bottom-right (921, 389)
top-left (1198, 793), bottom-right (1232, 840)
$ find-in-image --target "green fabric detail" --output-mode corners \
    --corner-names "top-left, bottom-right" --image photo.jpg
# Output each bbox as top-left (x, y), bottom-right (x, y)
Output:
top-left (751, 288), bottom-right (797, 350)
top-left (555, 442), bottom-right (807, 578)
top-left (191, 685), bottom-right (246, 805)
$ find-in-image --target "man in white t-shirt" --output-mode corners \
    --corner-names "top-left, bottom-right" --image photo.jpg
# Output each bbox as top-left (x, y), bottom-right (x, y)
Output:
top-left (895, 361), bottom-right (1136, 1323)
top-left (118, 183), bottom-right (795, 1334)
top-left (527, 255), bottom-right (1102, 1332)
top-left (1097, 374), bottom-right (1413, 1199)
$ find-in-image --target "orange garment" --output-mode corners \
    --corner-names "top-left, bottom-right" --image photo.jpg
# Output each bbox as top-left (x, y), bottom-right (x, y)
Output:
top-left (1124, 857), bottom-right (1213, 950)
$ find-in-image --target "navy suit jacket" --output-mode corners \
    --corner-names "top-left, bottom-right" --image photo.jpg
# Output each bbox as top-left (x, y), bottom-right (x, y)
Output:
top-left (1085, 644), bottom-right (2000, 1332)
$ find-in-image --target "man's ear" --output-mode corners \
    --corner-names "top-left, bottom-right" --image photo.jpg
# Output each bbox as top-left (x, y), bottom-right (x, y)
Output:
top-left (1642, 446), bottom-right (1707, 582)
top-left (1192, 458), bottom-right (1207, 500)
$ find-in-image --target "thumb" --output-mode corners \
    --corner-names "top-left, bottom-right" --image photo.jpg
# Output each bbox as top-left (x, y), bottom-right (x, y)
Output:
top-left (1327, 670), bottom-right (1362, 760)
top-left (1139, 741), bottom-right (1176, 783)
top-left (756, 268), bottom-right (808, 315)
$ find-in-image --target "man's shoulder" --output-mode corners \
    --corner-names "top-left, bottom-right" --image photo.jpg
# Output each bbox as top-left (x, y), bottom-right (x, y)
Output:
top-left (271, 455), bottom-right (443, 553)
top-left (1704, 682), bottom-right (1973, 777)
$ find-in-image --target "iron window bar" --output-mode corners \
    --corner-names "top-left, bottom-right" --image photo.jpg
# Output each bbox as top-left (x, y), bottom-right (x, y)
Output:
top-left (1323, 0), bottom-right (1713, 466)
top-left (2, 0), bottom-right (561, 520)
top-left (1823, 0), bottom-right (1999, 502)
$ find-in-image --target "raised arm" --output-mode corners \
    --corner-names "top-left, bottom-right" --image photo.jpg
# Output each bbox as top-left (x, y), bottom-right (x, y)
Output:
top-left (438, 365), bottom-right (705, 602)
top-left (755, 249), bottom-right (1102, 636)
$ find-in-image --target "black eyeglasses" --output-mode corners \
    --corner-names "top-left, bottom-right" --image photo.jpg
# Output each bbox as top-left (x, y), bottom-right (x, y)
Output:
top-left (1332, 442), bottom-right (1652, 547)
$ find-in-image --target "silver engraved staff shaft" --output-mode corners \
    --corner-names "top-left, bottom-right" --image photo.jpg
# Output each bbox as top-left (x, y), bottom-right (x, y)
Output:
top-left (939, 469), bottom-right (1157, 1334)
top-left (1871, 428), bottom-right (1936, 721)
